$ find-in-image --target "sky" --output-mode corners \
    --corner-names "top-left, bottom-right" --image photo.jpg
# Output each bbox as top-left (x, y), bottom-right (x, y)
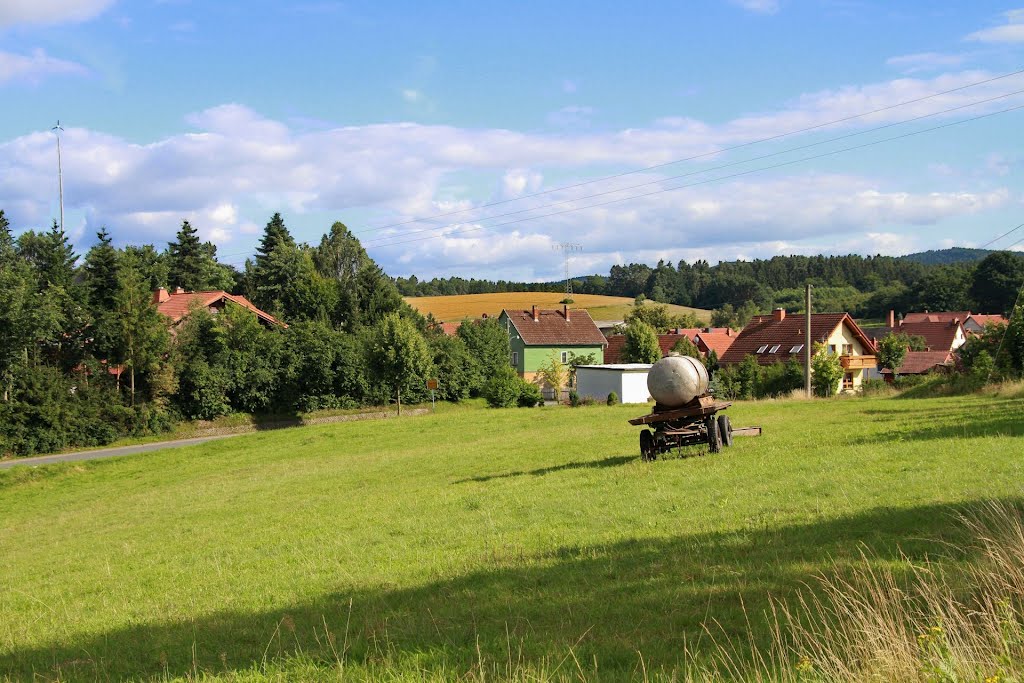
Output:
top-left (2, 0), bottom-right (1024, 282)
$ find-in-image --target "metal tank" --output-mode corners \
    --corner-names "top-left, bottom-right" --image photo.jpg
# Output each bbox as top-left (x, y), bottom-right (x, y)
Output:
top-left (647, 355), bottom-right (709, 408)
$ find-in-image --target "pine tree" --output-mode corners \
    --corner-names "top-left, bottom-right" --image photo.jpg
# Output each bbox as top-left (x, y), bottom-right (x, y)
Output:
top-left (0, 210), bottom-right (13, 264)
top-left (84, 228), bottom-right (120, 312)
top-left (255, 212), bottom-right (295, 264)
top-left (39, 219), bottom-right (77, 289)
top-left (167, 220), bottom-right (206, 291)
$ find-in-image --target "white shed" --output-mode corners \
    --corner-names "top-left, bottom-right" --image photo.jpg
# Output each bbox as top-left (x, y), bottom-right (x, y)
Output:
top-left (575, 364), bottom-right (653, 404)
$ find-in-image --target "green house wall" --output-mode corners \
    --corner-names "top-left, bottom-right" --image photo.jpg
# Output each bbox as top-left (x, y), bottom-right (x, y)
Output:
top-left (501, 311), bottom-right (605, 375)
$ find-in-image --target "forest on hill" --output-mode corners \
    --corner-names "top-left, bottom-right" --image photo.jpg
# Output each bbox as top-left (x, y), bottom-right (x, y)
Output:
top-left (397, 248), bottom-right (1024, 323)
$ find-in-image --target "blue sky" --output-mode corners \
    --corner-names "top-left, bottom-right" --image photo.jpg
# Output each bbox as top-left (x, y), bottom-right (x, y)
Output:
top-left (2, 1), bottom-right (1024, 281)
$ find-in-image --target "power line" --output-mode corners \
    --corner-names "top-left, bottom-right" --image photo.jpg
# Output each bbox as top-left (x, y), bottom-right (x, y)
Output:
top-left (349, 67), bottom-right (1024, 237)
top-left (362, 86), bottom-right (1024, 249)
top-left (367, 101), bottom-right (1024, 250)
top-left (979, 222), bottom-right (1024, 249)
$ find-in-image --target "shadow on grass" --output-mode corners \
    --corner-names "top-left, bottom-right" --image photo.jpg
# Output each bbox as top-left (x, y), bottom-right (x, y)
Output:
top-left (454, 454), bottom-right (635, 483)
top-left (854, 398), bottom-right (1024, 444)
top-left (2, 499), bottom-right (1016, 681)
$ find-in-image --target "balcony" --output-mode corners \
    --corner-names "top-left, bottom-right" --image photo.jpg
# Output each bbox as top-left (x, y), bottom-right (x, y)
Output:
top-left (841, 354), bottom-right (877, 370)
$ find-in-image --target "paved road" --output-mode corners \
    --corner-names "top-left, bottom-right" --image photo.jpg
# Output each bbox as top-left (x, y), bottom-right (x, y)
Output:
top-left (0, 434), bottom-right (239, 470)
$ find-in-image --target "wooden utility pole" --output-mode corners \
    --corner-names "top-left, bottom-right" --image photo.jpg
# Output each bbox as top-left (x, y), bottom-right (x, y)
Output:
top-left (805, 283), bottom-right (812, 398)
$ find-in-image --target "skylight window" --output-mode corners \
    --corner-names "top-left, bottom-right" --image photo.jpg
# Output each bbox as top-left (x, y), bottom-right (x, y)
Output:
top-left (769, 345), bottom-right (781, 353)
top-left (756, 344), bottom-right (770, 353)
top-left (790, 344), bottom-right (804, 353)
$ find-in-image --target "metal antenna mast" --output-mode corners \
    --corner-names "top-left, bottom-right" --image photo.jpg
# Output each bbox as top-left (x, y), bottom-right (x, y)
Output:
top-left (52, 120), bottom-right (64, 233)
top-left (552, 242), bottom-right (582, 298)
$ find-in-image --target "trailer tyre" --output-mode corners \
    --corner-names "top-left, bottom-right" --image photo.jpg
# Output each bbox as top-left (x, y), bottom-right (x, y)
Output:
top-left (718, 414), bottom-right (733, 447)
top-left (640, 430), bottom-right (656, 461)
top-left (706, 415), bottom-right (722, 453)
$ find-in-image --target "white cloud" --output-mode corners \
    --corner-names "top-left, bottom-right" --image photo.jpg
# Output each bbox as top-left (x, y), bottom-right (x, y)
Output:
top-left (966, 9), bottom-right (1024, 43)
top-left (0, 49), bottom-right (89, 85)
top-left (0, 0), bottom-right (116, 26)
top-left (886, 52), bottom-right (968, 74)
top-left (1, 68), bottom-right (1019, 279)
top-left (729, 0), bottom-right (780, 15)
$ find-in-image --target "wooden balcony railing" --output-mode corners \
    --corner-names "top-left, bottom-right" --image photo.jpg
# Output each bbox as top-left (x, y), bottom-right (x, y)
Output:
top-left (840, 354), bottom-right (877, 370)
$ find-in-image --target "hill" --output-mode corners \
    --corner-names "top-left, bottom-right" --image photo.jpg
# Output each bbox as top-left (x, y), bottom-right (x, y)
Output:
top-left (1, 393), bottom-right (1022, 680)
top-left (405, 292), bottom-right (711, 323)
top-left (898, 247), bottom-right (995, 265)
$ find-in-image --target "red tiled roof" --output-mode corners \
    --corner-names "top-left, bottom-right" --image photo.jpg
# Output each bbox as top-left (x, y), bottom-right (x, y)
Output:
top-left (719, 312), bottom-right (873, 366)
top-left (903, 311), bottom-right (970, 324)
top-left (604, 335), bottom-right (627, 364)
top-left (896, 321), bottom-right (961, 352)
top-left (968, 314), bottom-right (1007, 328)
top-left (156, 291), bottom-right (286, 328)
top-left (439, 322), bottom-right (462, 336)
top-left (880, 350), bottom-right (953, 375)
top-left (695, 331), bottom-right (736, 357)
top-left (503, 308), bottom-right (607, 347)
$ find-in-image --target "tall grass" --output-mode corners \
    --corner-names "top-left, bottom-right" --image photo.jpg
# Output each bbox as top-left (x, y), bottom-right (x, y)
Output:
top-left (691, 502), bottom-right (1024, 682)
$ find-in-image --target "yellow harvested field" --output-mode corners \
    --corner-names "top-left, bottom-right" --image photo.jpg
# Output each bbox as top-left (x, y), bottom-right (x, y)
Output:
top-left (405, 292), bottom-right (711, 322)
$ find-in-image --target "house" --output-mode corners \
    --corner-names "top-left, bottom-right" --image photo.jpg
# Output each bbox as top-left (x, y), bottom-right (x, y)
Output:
top-left (153, 287), bottom-right (286, 329)
top-left (900, 310), bottom-right (1006, 335)
top-left (499, 306), bottom-right (607, 383)
top-left (867, 310), bottom-right (967, 352)
top-left (719, 309), bottom-right (877, 393)
top-left (602, 327), bottom-right (736, 364)
top-left (880, 350), bottom-right (955, 381)
top-left (575, 364), bottom-right (653, 404)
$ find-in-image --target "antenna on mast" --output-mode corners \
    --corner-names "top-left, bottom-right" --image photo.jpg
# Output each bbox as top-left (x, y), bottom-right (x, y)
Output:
top-left (51, 120), bottom-right (65, 233)
top-left (552, 242), bottom-right (582, 298)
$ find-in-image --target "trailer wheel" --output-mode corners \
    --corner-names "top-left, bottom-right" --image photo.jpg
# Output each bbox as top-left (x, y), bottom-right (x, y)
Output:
top-left (706, 415), bottom-right (722, 453)
top-left (640, 430), bottom-right (656, 461)
top-left (718, 414), bottom-right (733, 447)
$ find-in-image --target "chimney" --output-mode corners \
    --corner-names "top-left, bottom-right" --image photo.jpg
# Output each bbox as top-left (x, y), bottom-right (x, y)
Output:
top-left (773, 308), bottom-right (786, 322)
top-left (563, 304), bottom-right (571, 322)
top-left (174, 286), bottom-right (185, 294)
top-left (153, 287), bottom-right (170, 304)
top-left (887, 310), bottom-right (895, 328)
top-left (532, 305), bottom-right (539, 322)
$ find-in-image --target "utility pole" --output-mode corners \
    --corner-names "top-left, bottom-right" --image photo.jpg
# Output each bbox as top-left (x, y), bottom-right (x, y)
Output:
top-left (805, 283), bottom-right (812, 398)
top-left (52, 120), bottom-right (64, 233)
top-left (552, 242), bottom-right (582, 299)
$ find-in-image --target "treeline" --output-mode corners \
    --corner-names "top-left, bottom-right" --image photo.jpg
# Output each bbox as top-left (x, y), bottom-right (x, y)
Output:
top-left (398, 251), bottom-right (1024, 321)
top-left (0, 210), bottom-right (529, 457)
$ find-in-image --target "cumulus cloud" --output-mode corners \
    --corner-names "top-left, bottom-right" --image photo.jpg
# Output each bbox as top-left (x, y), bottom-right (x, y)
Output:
top-left (0, 49), bottom-right (89, 85)
top-left (0, 0), bottom-right (116, 26)
top-left (966, 9), bottom-right (1024, 43)
top-left (1, 68), bottom-right (1019, 280)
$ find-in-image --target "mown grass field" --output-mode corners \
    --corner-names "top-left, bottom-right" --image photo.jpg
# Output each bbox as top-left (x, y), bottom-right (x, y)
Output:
top-left (404, 292), bottom-right (711, 323)
top-left (1, 392), bottom-right (1023, 681)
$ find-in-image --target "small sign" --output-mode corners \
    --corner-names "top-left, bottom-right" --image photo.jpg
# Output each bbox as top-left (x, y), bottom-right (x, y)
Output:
top-left (426, 378), bottom-right (438, 391)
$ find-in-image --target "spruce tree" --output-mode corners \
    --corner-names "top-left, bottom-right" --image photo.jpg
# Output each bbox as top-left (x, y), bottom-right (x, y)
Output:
top-left (39, 219), bottom-right (77, 289)
top-left (0, 210), bottom-right (13, 263)
top-left (84, 227), bottom-right (120, 312)
top-left (167, 220), bottom-right (206, 291)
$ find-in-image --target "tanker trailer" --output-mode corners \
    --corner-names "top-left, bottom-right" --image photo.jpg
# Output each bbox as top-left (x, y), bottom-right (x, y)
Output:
top-left (629, 355), bottom-right (760, 460)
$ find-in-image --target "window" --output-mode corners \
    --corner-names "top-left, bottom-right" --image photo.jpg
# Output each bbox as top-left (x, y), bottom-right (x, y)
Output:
top-left (842, 344), bottom-right (853, 355)
top-left (790, 344), bottom-right (804, 354)
top-left (756, 344), bottom-right (770, 353)
top-left (769, 344), bottom-right (781, 354)
top-left (561, 351), bottom-right (568, 363)
top-left (828, 344), bottom-right (837, 355)
top-left (511, 352), bottom-right (518, 366)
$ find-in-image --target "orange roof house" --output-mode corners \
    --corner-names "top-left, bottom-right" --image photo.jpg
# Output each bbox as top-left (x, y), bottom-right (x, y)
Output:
top-left (880, 350), bottom-right (955, 378)
top-left (719, 309), bottom-right (877, 393)
top-left (153, 287), bottom-right (286, 328)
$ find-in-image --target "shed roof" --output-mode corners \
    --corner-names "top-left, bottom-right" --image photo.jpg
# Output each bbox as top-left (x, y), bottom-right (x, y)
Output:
top-left (880, 350), bottom-right (954, 375)
top-left (896, 320), bottom-right (962, 352)
top-left (502, 307), bottom-right (607, 347)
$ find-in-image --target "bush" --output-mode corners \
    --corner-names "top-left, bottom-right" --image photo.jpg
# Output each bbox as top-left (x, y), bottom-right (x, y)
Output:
top-left (484, 366), bottom-right (521, 408)
top-left (568, 389), bottom-right (580, 407)
top-left (607, 391), bottom-right (619, 406)
top-left (859, 378), bottom-right (893, 397)
top-left (517, 381), bottom-right (543, 407)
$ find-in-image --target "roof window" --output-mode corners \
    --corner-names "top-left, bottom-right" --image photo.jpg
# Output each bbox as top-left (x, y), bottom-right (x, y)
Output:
top-left (756, 344), bottom-right (770, 353)
top-left (790, 344), bottom-right (804, 353)
top-left (769, 345), bottom-right (781, 353)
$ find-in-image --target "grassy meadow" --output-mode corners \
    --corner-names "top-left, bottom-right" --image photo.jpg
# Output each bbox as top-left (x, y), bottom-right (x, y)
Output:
top-left (403, 292), bottom-right (711, 323)
top-left (1, 392), bottom-right (1023, 681)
